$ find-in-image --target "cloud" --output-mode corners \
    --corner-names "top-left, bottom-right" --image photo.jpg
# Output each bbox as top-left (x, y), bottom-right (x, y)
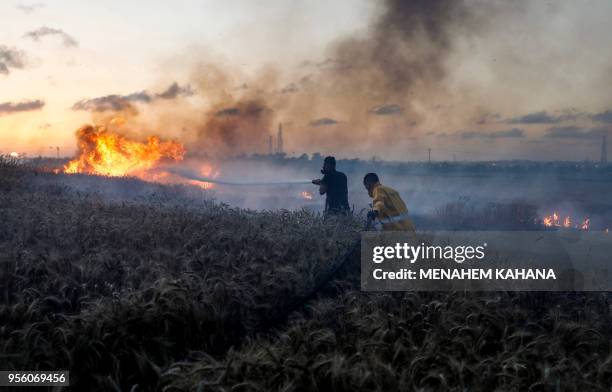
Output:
top-left (370, 104), bottom-right (403, 116)
top-left (72, 92), bottom-right (149, 112)
top-left (280, 83), bottom-right (299, 94)
top-left (0, 46), bottom-right (26, 75)
top-left (476, 112), bottom-right (501, 125)
top-left (72, 82), bottom-right (192, 111)
top-left (544, 126), bottom-right (610, 140)
top-left (505, 111), bottom-right (562, 124)
top-left (215, 107), bottom-right (240, 116)
top-left (157, 82), bottom-right (194, 99)
top-left (23, 26), bottom-right (78, 47)
top-left (459, 128), bottom-right (525, 139)
top-left (505, 110), bottom-right (583, 124)
top-left (16, 2), bottom-right (45, 13)
top-left (0, 99), bottom-right (44, 115)
top-left (591, 110), bottom-right (612, 124)
top-left (309, 118), bottom-right (339, 127)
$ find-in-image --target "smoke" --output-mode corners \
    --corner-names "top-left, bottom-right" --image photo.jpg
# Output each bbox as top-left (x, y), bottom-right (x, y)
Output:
top-left (60, 1), bottom-right (612, 161)
top-left (171, 0), bottom-right (479, 158)
top-left (23, 26), bottom-right (78, 47)
top-left (0, 99), bottom-right (44, 115)
top-left (194, 99), bottom-right (272, 157)
top-left (0, 46), bottom-right (26, 75)
top-left (221, 0), bottom-right (496, 158)
top-left (179, 64), bottom-right (278, 157)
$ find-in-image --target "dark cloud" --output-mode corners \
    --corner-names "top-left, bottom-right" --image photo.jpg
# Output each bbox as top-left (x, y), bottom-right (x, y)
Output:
top-left (16, 2), bottom-right (45, 13)
top-left (280, 83), bottom-right (299, 94)
top-left (476, 112), bottom-right (501, 125)
top-left (0, 46), bottom-right (26, 75)
top-left (157, 82), bottom-right (194, 99)
top-left (591, 110), bottom-right (612, 124)
top-left (505, 110), bottom-right (583, 124)
top-left (72, 92), bottom-right (149, 112)
top-left (215, 108), bottom-right (240, 116)
top-left (72, 82), bottom-right (192, 111)
top-left (309, 118), bottom-right (339, 127)
top-left (460, 128), bottom-right (525, 139)
top-left (0, 99), bottom-right (44, 115)
top-left (370, 104), bottom-right (402, 116)
top-left (23, 26), bottom-right (78, 47)
top-left (544, 126), bottom-right (610, 140)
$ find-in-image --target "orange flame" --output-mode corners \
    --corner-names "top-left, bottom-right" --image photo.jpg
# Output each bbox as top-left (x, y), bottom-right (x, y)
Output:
top-left (542, 211), bottom-right (590, 230)
top-left (189, 163), bottom-right (220, 190)
top-left (563, 216), bottom-right (571, 228)
top-left (64, 124), bottom-right (185, 177)
top-left (300, 191), bottom-right (313, 200)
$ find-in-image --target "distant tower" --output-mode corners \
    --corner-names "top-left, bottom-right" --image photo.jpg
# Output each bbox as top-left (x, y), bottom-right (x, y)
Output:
top-left (268, 135), bottom-right (273, 155)
top-left (277, 123), bottom-right (284, 154)
top-left (428, 148), bottom-right (431, 163)
top-left (601, 135), bottom-right (608, 164)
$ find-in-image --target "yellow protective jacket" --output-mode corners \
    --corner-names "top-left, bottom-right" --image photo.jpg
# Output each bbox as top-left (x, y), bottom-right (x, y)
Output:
top-left (371, 183), bottom-right (416, 231)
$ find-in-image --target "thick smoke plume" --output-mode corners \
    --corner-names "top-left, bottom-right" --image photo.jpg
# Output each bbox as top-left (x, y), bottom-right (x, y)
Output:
top-left (64, 0), bottom-right (611, 161)
top-left (194, 99), bottom-right (272, 157)
top-left (276, 0), bottom-right (480, 153)
top-left (181, 0), bottom-right (474, 157)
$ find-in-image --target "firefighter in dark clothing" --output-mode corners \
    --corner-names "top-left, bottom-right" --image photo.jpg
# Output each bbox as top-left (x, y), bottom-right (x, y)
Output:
top-left (312, 156), bottom-right (350, 214)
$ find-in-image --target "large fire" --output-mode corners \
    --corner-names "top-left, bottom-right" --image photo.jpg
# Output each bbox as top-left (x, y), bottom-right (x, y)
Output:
top-left (542, 211), bottom-right (590, 230)
top-left (64, 124), bottom-right (185, 177)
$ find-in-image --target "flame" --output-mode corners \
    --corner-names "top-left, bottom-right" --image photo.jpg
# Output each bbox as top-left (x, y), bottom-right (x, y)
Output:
top-left (581, 218), bottom-right (590, 230)
top-left (563, 216), bottom-right (571, 228)
top-left (542, 211), bottom-right (590, 230)
top-left (64, 124), bottom-right (185, 177)
top-left (300, 191), bottom-right (313, 200)
top-left (189, 163), bottom-right (221, 190)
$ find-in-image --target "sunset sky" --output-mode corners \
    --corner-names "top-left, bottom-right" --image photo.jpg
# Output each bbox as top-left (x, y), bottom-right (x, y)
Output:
top-left (2, 0), bottom-right (612, 161)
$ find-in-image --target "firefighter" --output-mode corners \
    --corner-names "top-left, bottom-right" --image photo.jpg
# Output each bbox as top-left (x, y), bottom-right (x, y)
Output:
top-left (363, 173), bottom-right (415, 231)
top-left (312, 156), bottom-right (350, 214)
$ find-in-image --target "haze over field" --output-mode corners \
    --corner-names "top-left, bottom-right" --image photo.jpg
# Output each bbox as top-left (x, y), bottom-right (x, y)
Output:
top-left (2, 0), bottom-right (612, 161)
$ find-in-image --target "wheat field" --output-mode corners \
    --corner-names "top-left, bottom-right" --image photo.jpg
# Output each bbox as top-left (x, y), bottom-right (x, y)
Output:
top-left (1, 159), bottom-right (611, 391)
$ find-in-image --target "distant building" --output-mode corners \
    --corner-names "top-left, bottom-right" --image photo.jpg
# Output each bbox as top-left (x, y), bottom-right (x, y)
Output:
top-left (276, 123), bottom-right (283, 154)
top-left (268, 135), bottom-right (273, 155)
top-left (601, 135), bottom-right (607, 164)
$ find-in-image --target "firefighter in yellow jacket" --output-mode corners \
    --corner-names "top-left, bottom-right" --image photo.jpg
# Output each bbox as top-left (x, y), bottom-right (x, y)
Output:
top-left (363, 173), bottom-right (416, 231)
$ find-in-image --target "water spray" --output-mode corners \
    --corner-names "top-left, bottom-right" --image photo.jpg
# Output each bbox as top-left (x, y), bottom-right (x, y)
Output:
top-left (170, 168), bottom-right (312, 186)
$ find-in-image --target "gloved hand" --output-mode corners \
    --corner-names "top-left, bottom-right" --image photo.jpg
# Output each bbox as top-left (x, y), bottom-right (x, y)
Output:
top-left (367, 210), bottom-right (378, 220)
top-left (312, 179), bottom-right (322, 185)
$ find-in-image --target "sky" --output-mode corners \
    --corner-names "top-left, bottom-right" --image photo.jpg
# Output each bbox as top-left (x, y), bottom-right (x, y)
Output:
top-left (1, 0), bottom-right (612, 161)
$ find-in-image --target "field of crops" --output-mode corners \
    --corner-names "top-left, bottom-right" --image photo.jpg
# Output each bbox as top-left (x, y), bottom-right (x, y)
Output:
top-left (2, 159), bottom-right (612, 391)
